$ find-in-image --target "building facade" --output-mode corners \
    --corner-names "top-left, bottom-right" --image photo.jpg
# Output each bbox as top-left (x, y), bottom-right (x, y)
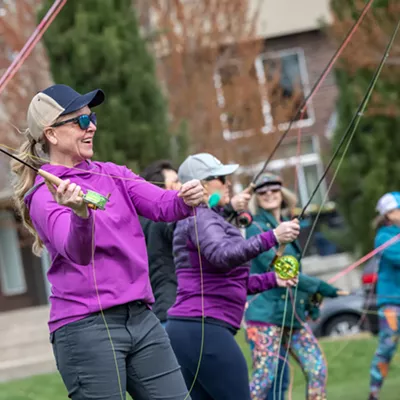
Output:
top-left (146, 0), bottom-right (338, 210)
top-left (0, 0), bottom-right (342, 313)
top-left (0, 0), bottom-right (53, 312)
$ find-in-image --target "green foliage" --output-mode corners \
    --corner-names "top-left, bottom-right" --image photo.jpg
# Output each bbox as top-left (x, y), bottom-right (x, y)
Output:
top-left (39, 0), bottom-right (187, 170)
top-left (328, 0), bottom-right (400, 255)
top-left (331, 65), bottom-right (400, 255)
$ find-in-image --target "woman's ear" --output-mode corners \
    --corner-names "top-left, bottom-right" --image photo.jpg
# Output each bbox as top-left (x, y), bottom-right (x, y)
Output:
top-left (43, 127), bottom-right (57, 146)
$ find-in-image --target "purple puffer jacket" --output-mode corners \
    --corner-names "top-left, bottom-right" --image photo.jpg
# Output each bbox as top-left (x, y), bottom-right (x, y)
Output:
top-left (167, 205), bottom-right (278, 329)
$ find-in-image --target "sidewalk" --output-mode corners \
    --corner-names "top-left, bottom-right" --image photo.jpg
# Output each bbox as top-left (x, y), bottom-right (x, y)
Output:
top-left (0, 305), bottom-right (56, 383)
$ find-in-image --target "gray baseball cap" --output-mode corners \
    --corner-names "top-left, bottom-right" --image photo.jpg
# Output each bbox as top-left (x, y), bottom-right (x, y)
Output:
top-left (178, 153), bottom-right (239, 183)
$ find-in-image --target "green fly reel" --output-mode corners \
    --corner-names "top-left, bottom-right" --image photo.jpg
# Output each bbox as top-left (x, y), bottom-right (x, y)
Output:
top-left (273, 255), bottom-right (300, 280)
top-left (83, 190), bottom-right (110, 211)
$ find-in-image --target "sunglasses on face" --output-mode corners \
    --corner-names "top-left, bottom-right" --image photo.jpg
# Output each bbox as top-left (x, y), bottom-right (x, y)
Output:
top-left (255, 187), bottom-right (281, 195)
top-left (204, 175), bottom-right (226, 184)
top-left (51, 112), bottom-right (97, 130)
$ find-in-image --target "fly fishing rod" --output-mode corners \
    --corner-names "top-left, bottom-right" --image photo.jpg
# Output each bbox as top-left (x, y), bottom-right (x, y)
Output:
top-left (0, 146), bottom-right (110, 211)
top-left (269, 17), bottom-right (400, 281)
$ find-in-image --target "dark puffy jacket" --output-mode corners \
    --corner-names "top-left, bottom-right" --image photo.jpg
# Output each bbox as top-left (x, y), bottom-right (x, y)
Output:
top-left (167, 205), bottom-right (278, 329)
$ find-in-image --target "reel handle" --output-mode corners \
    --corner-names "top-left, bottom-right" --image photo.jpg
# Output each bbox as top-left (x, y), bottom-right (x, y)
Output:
top-left (276, 244), bottom-right (287, 257)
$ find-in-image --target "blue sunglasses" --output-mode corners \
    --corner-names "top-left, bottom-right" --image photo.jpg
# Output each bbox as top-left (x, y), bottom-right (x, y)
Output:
top-left (51, 112), bottom-right (97, 130)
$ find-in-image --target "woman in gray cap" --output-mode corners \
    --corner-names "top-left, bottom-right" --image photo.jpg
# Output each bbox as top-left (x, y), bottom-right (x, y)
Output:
top-left (165, 153), bottom-right (300, 400)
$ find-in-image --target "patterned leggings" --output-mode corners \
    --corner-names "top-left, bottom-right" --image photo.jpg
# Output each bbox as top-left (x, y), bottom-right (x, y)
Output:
top-left (369, 305), bottom-right (400, 400)
top-left (246, 324), bottom-right (327, 400)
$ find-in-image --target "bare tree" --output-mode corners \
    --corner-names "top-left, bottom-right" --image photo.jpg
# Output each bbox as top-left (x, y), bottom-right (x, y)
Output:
top-left (138, 0), bottom-right (302, 170)
top-left (0, 1), bottom-right (53, 146)
top-left (0, 0), bottom-right (53, 236)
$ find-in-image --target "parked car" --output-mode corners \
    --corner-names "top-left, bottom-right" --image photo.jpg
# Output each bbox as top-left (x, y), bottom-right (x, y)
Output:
top-left (308, 256), bottom-right (380, 338)
top-left (308, 287), bottom-right (368, 338)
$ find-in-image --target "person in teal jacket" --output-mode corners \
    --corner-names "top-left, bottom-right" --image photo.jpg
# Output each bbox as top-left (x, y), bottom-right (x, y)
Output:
top-left (244, 172), bottom-right (341, 400)
top-left (368, 192), bottom-right (400, 400)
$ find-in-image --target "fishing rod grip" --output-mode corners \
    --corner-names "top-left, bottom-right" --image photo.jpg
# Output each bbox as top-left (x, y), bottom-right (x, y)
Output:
top-left (245, 182), bottom-right (256, 194)
top-left (276, 244), bottom-right (287, 257)
top-left (38, 169), bottom-right (85, 197)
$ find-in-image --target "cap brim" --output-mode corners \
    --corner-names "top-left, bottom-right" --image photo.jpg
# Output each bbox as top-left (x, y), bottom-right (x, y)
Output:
top-left (61, 89), bottom-right (105, 115)
top-left (210, 164), bottom-right (239, 178)
top-left (254, 181), bottom-right (282, 191)
top-left (255, 183), bottom-right (282, 191)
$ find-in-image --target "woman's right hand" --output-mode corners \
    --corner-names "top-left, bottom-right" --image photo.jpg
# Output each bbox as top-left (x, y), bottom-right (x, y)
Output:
top-left (273, 219), bottom-right (300, 244)
top-left (46, 179), bottom-right (89, 218)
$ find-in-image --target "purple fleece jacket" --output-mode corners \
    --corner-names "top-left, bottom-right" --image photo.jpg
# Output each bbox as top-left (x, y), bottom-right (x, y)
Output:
top-left (168, 205), bottom-right (278, 329)
top-left (24, 160), bottom-right (193, 333)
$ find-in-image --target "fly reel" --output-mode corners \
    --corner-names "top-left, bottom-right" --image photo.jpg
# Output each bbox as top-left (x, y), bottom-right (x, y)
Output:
top-left (273, 255), bottom-right (299, 280)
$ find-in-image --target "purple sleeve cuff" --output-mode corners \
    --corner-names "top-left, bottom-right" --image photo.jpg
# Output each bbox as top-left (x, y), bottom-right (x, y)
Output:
top-left (70, 207), bottom-right (93, 226)
top-left (177, 195), bottom-right (195, 217)
top-left (247, 271), bottom-right (278, 294)
top-left (268, 271), bottom-right (278, 287)
top-left (260, 230), bottom-right (278, 250)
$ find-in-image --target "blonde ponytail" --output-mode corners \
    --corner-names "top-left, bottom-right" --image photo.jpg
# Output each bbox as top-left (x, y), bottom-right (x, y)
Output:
top-left (11, 136), bottom-right (47, 256)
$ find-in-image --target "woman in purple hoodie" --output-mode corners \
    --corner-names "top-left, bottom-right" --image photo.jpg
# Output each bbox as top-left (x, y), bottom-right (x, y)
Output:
top-left (166, 153), bottom-right (300, 400)
top-left (11, 84), bottom-right (204, 400)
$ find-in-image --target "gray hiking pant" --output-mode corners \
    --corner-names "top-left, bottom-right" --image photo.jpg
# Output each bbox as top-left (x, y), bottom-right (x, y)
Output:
top-left (50, 301), bottom-right (190, 400)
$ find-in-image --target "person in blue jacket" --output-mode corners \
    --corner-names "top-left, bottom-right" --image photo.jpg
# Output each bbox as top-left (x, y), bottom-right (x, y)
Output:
top-left (244, 172), bottom-right (341, 400)
top-left (368, 192), bottom-right (400, 400)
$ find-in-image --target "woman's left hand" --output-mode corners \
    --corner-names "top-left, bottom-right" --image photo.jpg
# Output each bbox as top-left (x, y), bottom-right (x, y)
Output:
top-left (178, 179), bottom-right (205, 207)
top-left (275, 273), bottom-right (298, 288)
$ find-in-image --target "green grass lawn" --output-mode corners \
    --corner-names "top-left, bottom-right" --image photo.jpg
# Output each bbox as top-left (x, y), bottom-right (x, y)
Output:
top-left (1, 333), bottom-right (399, 400)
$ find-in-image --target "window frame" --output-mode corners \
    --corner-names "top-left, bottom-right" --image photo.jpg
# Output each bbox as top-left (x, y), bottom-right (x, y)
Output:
top-left (0, 210), bottom-right (27, 296)
top-left (213, 58), bottom-right (260, 141)
top-left (255, 47), bottom-right (316, 134)
top-left (236, 136), bottom-right (327, 208)
top-left (214, 46), bottom-right (316, 141)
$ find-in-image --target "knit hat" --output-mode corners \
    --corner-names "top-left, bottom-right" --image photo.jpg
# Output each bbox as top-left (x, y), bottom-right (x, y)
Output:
top-left (253, 172), bottom-right (297, 209)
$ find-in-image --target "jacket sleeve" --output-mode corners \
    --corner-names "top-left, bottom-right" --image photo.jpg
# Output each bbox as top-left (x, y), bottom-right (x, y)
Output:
top-left (28, 188), bottom-right (94, 265)
top-left (296, 273), bottom-right (322, 294)
top-left (246, 223), bottom-right (276, 273)
top-left (247, 272), bottom-right (278, 294)
top-left (188, 211), bottom-right (277, 269)
top-left (122, 166), bottom-right (193, 222)
top-left (375, 230), bottom-right (400, 266)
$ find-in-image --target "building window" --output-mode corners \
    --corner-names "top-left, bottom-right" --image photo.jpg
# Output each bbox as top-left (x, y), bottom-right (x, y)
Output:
top-left (0, 211), bottom-right (26, 296)
top-left (214, 59), bottom-right (265, 141)
top-left (214, 47), bottom-right (315, 140)
top-left (255, 48), bottom-right (315, 133)
top-left (236, 136), bottom-right (326, 208)
top-left (41, 249), bottom-right (52, 302)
